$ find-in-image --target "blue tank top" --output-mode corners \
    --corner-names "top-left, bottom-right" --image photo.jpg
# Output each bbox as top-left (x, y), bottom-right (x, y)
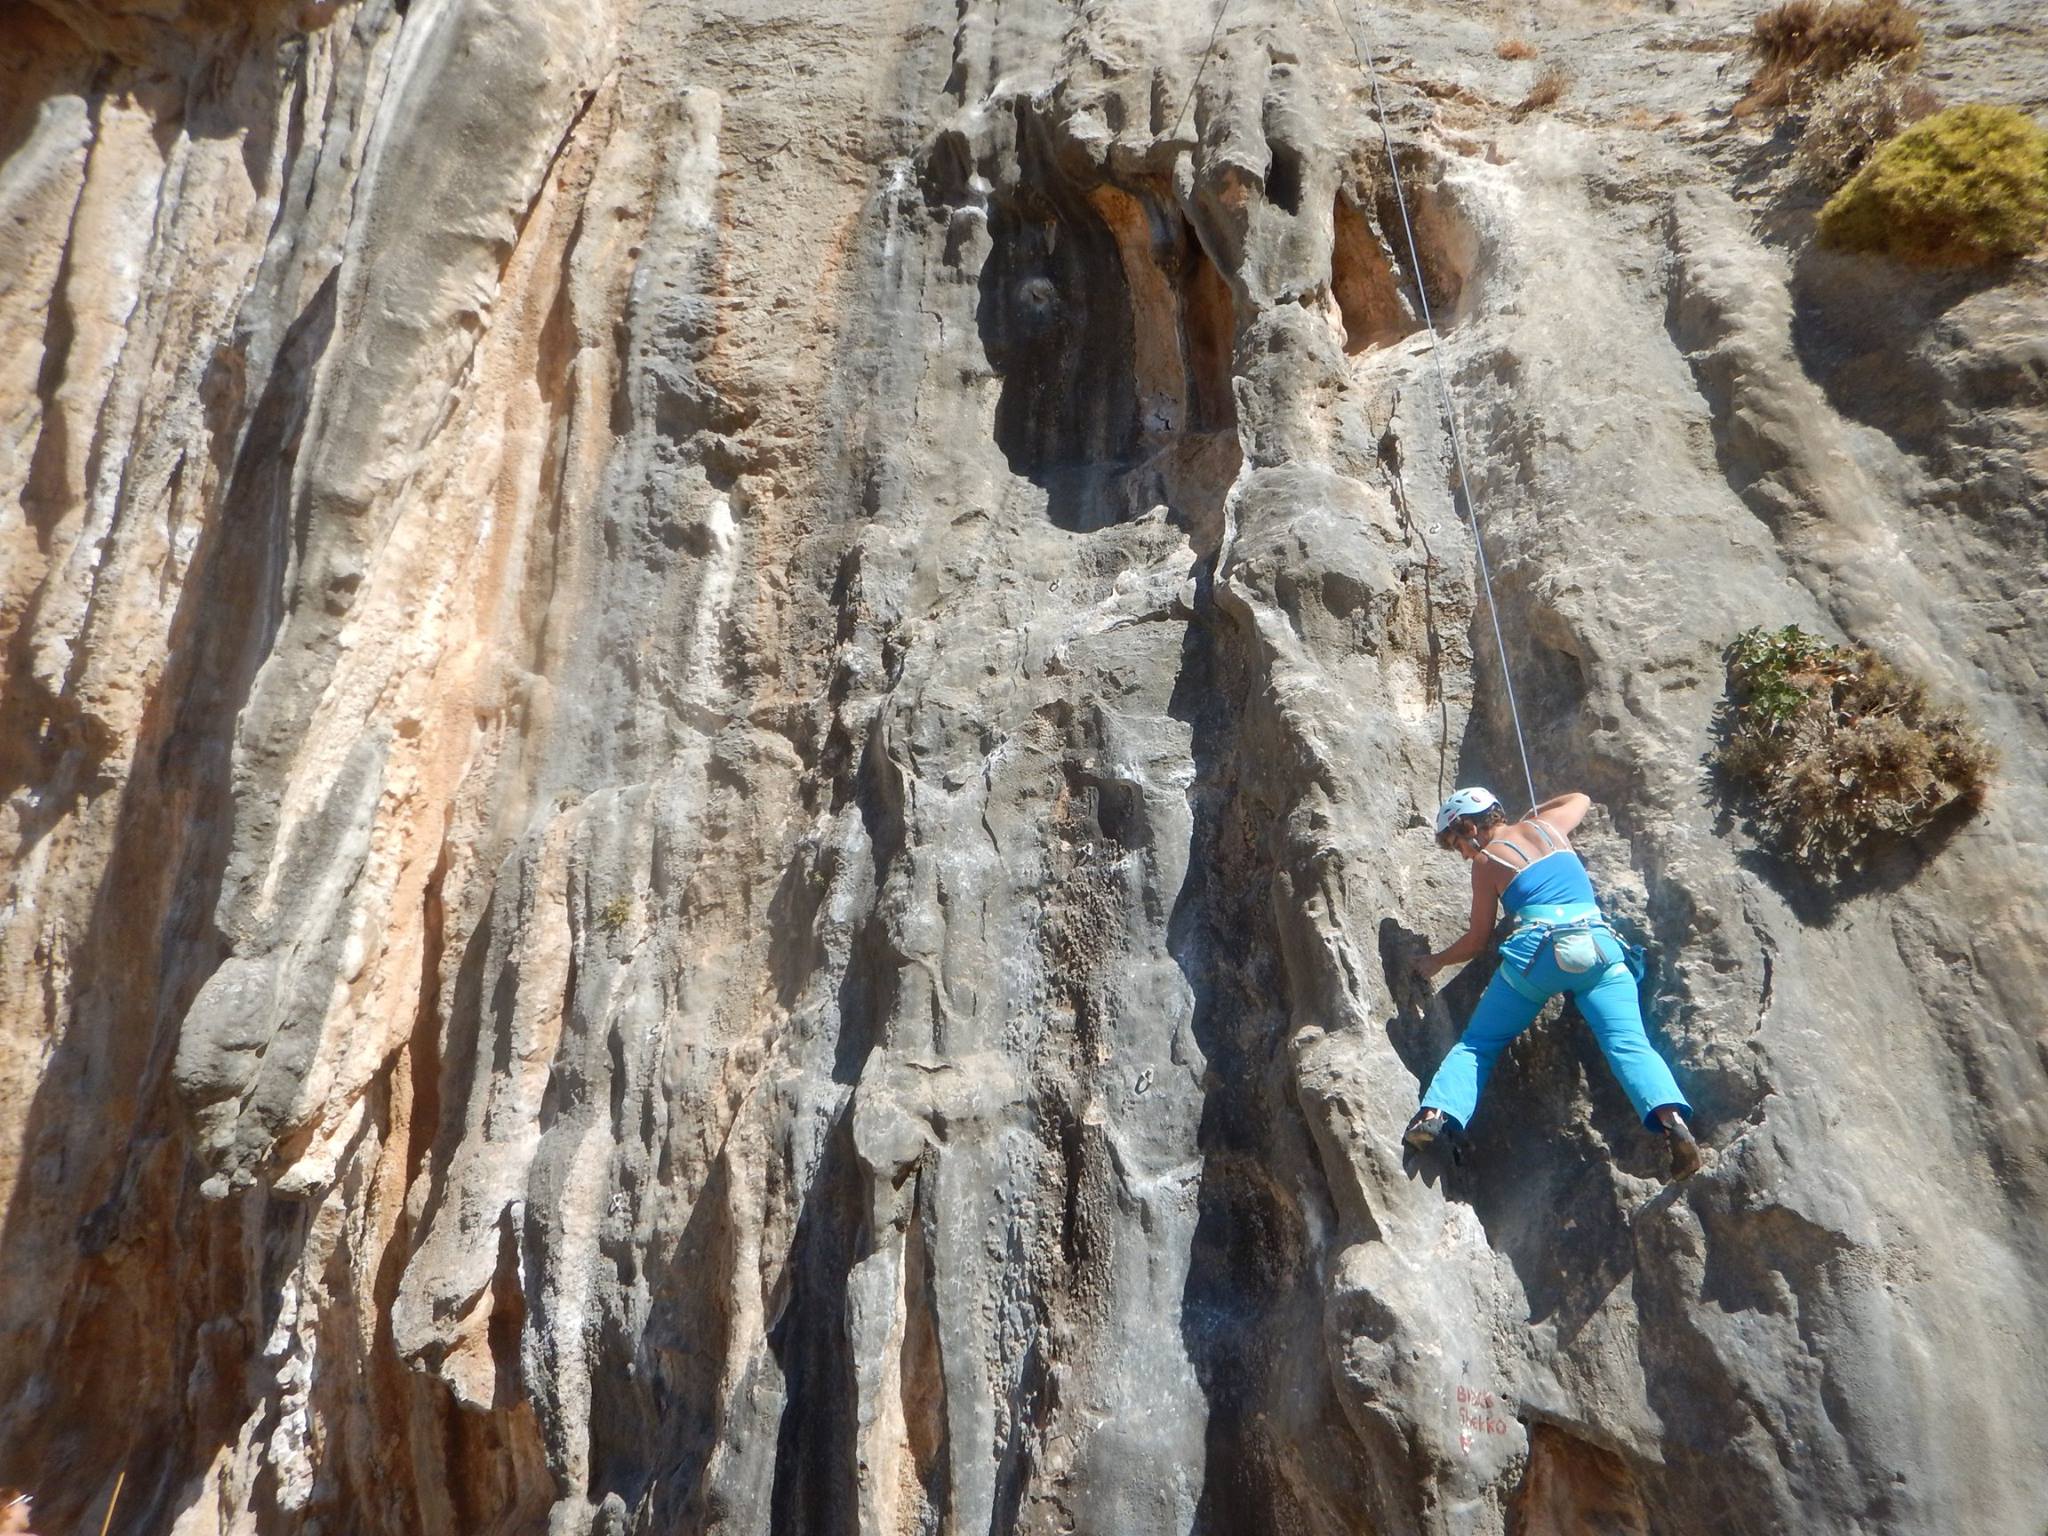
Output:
top-left (1485, 820), bottom-right (1598, 916)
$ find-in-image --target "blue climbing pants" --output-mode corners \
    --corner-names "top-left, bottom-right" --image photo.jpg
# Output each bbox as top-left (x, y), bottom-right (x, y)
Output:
top-left (1420, 928), bottom-right (1689, 1133)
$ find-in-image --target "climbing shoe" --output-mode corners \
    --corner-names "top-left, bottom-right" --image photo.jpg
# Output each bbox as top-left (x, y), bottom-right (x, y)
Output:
top-left (1404, 1107), bottom-right (1451, 1155)
top-left (1666, 1116), bottom-right (1703, 1181)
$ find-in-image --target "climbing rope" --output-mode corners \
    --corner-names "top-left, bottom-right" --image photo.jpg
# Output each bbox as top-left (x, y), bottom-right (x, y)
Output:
top-left (97, 1470), bottom-right (125, 1536)
top-left (1321, 0), bottom-right (1542, 811)
top-left (1172, 0), bottom-right (1236, 142)
top-left (1372, 389), bottom-right (1453, 799)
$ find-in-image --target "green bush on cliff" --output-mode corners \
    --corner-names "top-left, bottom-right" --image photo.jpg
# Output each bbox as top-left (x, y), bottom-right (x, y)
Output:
top-left (1817, 104), bottom-right (2048, 264)
top-left (1714, 625), bottom-right (1994, 877)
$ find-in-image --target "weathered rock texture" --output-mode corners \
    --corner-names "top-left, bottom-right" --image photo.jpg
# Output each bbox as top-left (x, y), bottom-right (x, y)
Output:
top-left (3, 0), bottom-right (2046, 1532)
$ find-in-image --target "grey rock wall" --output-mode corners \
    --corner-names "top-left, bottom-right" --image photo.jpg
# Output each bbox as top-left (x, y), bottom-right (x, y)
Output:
top-left (2, 0), bottom-right (2045, 1533)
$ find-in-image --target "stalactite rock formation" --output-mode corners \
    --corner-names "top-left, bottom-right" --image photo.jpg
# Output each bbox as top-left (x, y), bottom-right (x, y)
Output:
top-left (2, 0), bottom-right (2046, 1532)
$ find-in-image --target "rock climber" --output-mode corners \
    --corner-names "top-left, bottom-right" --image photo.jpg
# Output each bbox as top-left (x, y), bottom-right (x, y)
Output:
top-left (1403, 787), bottom-right (1703, 1180)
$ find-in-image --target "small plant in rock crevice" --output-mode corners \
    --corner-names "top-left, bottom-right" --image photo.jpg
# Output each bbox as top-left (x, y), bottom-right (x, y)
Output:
top-left (1496, 37), bottom-right (1539, 61)
top-left (1514, 66), bottom-right (1570, 117)
top-left (596, 893), bottom-right (635, 934)
top-left (1713, 625), bottom-right (1994, 879)
top-left (1817, 104), bottom-right (2048, 265)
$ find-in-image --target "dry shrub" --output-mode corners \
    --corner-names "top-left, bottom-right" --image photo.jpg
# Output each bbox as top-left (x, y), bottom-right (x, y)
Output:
top-left (1742, 0), bottom-right (1922, 114)
top-left (1752, 0), bottom-right (1921, 76)
top-left (1714, 625), bottom-right (1994, 878)
top-left (1818, 103), bottom-right (2048, 264)
top-left (1496, 37), bottom-right (1540, 61)
top-left (1515, 66), bottom-right (1570, 116)
top-left (1792, 58), bottom-right (1938, 186)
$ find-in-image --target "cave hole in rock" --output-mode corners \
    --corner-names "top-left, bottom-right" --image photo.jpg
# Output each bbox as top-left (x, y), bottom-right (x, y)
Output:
top-left (1331, 192), bottom-right (1419, 354)
top-left (976, 164), bottom-right (1238, 532)
top-left (1265, 140), bottom-right (1306, 217)
top-left (1370, 154), bottom-right (1483, 329)
top-left (1509, 1422), bottom-right (1651, 1536)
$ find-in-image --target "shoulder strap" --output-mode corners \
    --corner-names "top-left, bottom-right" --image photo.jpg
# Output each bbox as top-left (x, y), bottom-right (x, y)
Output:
top-left (1524, 817), bottom-right (1565, 852)
top-left (1481, 842), bottom-right (1530, 872)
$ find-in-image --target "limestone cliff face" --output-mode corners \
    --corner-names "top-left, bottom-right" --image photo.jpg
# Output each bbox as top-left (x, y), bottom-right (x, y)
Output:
top-left (3, 0), bottom-right (2045, 1531)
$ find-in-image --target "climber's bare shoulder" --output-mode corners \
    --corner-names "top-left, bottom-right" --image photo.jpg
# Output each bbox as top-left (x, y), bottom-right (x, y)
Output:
top-left (1527, 790), bottom-right (1593, 838)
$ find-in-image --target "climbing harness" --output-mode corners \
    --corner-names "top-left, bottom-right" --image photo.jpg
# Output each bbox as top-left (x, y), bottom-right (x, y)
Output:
top-left (1321, 0), bottom-right (1540, 811)
top-left (1511, 902), bottom-right (1611, 975)
top-left (1494, 903), bottom-right (1648, 1004)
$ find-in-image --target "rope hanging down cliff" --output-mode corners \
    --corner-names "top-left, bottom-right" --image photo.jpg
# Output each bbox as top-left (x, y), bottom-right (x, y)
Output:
top-left (1321, 0), bottom-right (1542, 811)
top-left (1172, 0), bottom-right (1236, 141)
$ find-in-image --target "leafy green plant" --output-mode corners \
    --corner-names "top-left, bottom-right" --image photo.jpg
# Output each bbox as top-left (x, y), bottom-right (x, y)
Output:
top-left (596, 893), bottom-right (635, 934)
top-left (1817, 104), bottom-right (2048, 264)
top-left (1714, 625), bottom-right (1994, 878)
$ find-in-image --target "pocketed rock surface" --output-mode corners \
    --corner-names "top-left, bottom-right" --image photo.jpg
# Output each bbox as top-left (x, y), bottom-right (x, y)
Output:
top-left (2, 0), bottom-right (2045, 1532)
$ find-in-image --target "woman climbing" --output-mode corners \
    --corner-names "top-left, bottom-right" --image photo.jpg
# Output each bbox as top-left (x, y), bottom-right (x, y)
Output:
top-left (1404, 787), bottom-right (1702, 1180)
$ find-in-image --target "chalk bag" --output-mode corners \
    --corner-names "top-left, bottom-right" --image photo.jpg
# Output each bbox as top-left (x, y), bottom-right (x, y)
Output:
top-left (1553, 930), bottom-right (1604, 974)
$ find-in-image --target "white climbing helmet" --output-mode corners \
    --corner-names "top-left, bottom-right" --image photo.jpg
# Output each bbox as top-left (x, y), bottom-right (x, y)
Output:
top-left (1434, 786), bottom-right (1501, 838)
